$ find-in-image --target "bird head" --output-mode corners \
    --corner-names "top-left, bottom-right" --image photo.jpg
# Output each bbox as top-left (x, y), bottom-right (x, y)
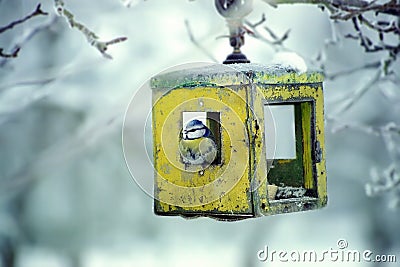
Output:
top-left (183, 119), bottom-right (210, 140)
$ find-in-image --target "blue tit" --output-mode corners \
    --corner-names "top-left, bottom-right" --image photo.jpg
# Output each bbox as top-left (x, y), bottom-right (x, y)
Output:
top-left (179, 119), bottom-right (217, 168)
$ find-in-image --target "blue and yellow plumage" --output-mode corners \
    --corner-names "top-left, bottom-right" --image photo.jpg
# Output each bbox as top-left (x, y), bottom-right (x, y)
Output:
top-left (179, 119), bottom-right (217, 169)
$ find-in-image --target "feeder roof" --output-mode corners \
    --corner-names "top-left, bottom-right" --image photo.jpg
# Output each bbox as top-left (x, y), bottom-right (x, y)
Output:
top-left (150, 63), bottom-right (324, 90)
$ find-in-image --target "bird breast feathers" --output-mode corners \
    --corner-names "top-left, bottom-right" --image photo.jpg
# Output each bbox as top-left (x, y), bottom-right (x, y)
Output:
top-left (179, 137), bottom-right (217, 165)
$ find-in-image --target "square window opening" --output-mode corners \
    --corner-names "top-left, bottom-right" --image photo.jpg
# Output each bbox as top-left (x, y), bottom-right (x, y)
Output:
top-left (264, 102), bottom-right (317, 200)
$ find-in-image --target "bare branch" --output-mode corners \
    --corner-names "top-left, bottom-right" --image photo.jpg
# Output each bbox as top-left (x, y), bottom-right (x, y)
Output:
top-left (326, 118), bottom-right (400, 208)
top-left (0, 48), bottom-right (20, 58)
top-left (325, 61), bottom-right (380, 80)
top-left (246, 13), bottom-right (266, 28)
top-left (0, 4), bottom-right (48, 34)
top-left (330, 0), bottom-right (400, 19)
top-left (244, 14), bottom-right (291, 48)
top-left (0, 78), bottom-right (55, 92)
top-left (0, 4), bottom-right (48, 59)
top-left (381, 122), bottom-right (400, 162)
top-left (0, 16), bottom-right (57, 67)
top-left (264, 0), bottom-right (399, 13)
top-left (327, 117), bottom-right (400, 136)
top-left (262, 0), bottom-right (335, 11)
top-left (327, 117), bottom-right (381, 136)
top-left (184, 19), bottom-right (218, 63)
top-left (379, 76), bottom-right (400, 102)
top-left (264, 26), bottom-right (291, 45)
top-left (54, 0), bottom-right (127, 59)
top-left (263, 0), bottom-right (400, 64)
top-left (334, 69), bottom-right (381, 115)
top-left (358, 16), bottom-right (400, 35)
top-left (363, 121), bottom-right (400, 207)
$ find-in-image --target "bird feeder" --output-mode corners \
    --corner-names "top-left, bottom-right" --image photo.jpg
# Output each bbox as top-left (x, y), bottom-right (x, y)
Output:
top-left (151, 63), bottom-right (327, 221)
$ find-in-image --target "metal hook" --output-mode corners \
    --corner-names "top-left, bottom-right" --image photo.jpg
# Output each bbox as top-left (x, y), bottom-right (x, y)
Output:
top-left (214, 0), bottom-right (253, 64)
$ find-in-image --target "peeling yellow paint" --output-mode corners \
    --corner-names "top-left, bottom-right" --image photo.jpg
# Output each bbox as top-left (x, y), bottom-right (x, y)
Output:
top-left (151, 64), bottom-right (327, 220)
top-left (153, 85), bottom-right (253, 215)
top-left (253, 83), bottom-right (327, 215)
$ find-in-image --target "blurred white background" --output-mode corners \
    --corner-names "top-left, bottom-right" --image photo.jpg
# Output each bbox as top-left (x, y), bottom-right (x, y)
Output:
top-left (0, 0), bottom-right (399, 266)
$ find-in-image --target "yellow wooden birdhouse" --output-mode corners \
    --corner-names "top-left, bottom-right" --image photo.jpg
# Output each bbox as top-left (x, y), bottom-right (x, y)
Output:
top-left (151, 63), bottom-right (327, 221)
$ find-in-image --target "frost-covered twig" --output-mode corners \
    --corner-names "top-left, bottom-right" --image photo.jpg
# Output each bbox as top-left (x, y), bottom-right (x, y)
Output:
top-left (367, 165), bottom-right (400, 195)
top-left (54, 0), bottom-right (127, 59)
top-left (264, 0), bottom-right (399, 15)
top-left (329, 0), bottom-right (400, 19)
top-left (327, 116), bottom-right (400, 208)
top-left (366, 165), bottom-right (400, 209)
top-left (327, 115), bottom-right (400, 208)
top-left (184, 19), bottom-right (218, 63)
top-left (0, 4), bottom-right (48, 34)
top-left (263, 0), bottom-right (400, 69)
top-left (329, 56), bottom-right (395, 115)
top-left (349, 16), bottom-right (400, 61)
top-left (381, 122), bottom-right (400, 163)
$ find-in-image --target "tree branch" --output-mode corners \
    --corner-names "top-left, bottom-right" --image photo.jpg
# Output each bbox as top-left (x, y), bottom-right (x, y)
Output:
top-left (244, 14), bottom-right (291, 49)
top-left (0, 78), bottom-right (55, 92)
top-left (0, 48), bottom-right (20, 58)
top-left (0, 4), bottom-right (48, 59)
top-left (0, 16), bottom-right (57, 67)
top-left (327, 116), bottom-right (400, 207)
top-left (184, 19), bottom-right (218, 63)
top-left (334, 69), bottom-right (381, 115)
top-left (327, 117), bottom-right (400, 136)
top-left (0, 4), bottom-right (48, 34)
top-left (54, 0), bottom-right (127, 59)
top-left (324, 61), bottom-right (380, 80)
top-left (366, 164), bottom-right (400, 199)
top-left (264, 0), bottom-right (400, 64)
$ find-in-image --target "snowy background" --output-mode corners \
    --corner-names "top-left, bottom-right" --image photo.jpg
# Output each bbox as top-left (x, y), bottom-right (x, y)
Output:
top-left (0, 0), bottom-right (399, 266)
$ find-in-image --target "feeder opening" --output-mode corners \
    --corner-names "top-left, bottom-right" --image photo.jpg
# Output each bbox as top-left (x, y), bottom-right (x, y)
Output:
top-left (264, 101), bottom-right (317, 200)
top-left (182, 111), bottom-right (222, 165)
